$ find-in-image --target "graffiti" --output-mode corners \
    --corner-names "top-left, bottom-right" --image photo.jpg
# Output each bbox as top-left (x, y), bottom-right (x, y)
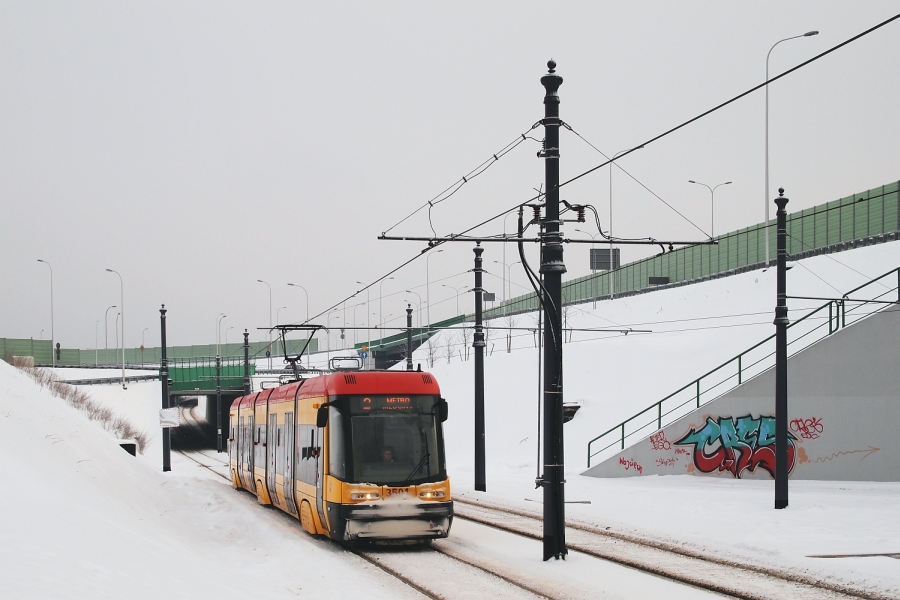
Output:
top-left (619, 457), bottom-right (643, 474)
top-left (675, 448), bottom-right (690, 456)
top-left (809, 446), bottom-right (880, 463)
top-left (675, 415), bottom-right (796, 479)
top-left (790, 417), bottom-right (824, 439)
top-left (656, 457), bottom-right (676, 467)
top-left (649, 431), bottom-right (671, 451)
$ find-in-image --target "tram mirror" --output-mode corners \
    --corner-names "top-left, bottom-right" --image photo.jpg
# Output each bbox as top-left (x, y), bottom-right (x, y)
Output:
top-left (436, 398), bottom-right (448, 422)
top-left (316, 405), bottom-right (329, 428)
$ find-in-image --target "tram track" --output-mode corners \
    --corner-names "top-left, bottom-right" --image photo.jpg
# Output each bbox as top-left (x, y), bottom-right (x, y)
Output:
top-left (173, 448), bottom-right (883, 599)
top-left (176, 450), bottom-right (554, 599)
top-left (451, 495), bottom-right (887, 600)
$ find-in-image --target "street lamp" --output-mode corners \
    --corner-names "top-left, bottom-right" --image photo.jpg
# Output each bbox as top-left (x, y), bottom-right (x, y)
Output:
top-left (105, 305), bottom-right (117, 365)
top-left (379, 277), bottom-right (394, 338)
top-left (426, 249), bottom-right (443, 329)
top-left (277, 306), bottom-right (288, 324)
top-left (442, 284), bottom-right (469, 317)
top-left (37, 260), bottom-right (54, 367)
top-left (288, 282), bottom-right (310, 366)
top-left (105, 268), bottom-right (125, 388)
top-left (142, 327), bottom-right (149, 366)
top-left (95, 320), bottom-right (99, 366)
top-left (765, 30), bottom-right (818, 268)
top-left (356, 281), bottom-right (370, 348)
top-left (492, 260), bottom-right (511, 311)
top-left (257, 279), bottom-right (272, 367)
top-left (574, 229), bottom-right (602, 308)
top-left (224, 326), bottom-right (234, 351)
top-left (287, 283), bottom-right (310, 323)
top-left (608, 145), bottom-right (645, 300)
top-left (115, 313), bottom-right (120, 370)
top-left (216, 313), bottom-right (227, 356)
top-left (404, 299), bottom-right (420, 332)
top-left (351, 302), bottom-right (365, 346)
top-left (405, 290), bottom-right (423, 328)
top-left (688, 180), bottom-right (732, 239)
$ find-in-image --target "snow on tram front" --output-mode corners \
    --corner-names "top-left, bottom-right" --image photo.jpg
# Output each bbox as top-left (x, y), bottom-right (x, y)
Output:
top-left (228, 370), bottom-right (452, 543)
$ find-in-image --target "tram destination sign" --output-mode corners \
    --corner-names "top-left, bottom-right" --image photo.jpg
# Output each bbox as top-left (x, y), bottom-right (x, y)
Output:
top-left (346, 395), bottom-right (436, 414)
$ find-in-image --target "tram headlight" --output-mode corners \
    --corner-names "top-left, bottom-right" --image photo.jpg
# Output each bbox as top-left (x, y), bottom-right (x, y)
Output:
top-left (349, 491), bottom-right (381, 500)
top-left (418, 490), bottom-right (446, 499)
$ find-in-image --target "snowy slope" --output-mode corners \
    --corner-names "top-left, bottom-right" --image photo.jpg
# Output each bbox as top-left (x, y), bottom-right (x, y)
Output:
top-left (0, 360), bottom-right (424, 599)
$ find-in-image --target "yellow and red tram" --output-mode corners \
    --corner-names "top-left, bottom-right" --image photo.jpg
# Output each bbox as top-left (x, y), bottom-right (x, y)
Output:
top-left (229, 370), bottom-right (452, 543)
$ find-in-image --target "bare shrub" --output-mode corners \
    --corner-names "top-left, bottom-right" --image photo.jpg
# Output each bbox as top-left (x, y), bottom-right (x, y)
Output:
top-left (11, 365), bottom-right (149, 454)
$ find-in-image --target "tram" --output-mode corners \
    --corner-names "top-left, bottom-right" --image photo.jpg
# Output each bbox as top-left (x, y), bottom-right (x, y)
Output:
top-left (228, 369), bottom-right (452, 543)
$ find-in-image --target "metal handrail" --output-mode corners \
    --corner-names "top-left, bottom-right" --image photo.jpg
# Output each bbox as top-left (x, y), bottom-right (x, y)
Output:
top-left (586, 266), bottom-right (900, 467)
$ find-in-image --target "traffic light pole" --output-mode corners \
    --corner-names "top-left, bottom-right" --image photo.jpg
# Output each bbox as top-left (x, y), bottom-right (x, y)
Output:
top-left (539, 60), bottom-right (567, 561)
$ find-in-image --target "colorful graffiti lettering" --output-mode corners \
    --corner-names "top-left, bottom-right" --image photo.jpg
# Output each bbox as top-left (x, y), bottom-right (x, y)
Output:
top-left (675, 415), bottom-right (796, 479)
top-left (656, 457), bottom-right (676, 467)
top-left (619, 457), bottom-right (643, 474)
top-left (649, 430), bottom-right (672, 451)
top-left (790, 417), bottom-right (824, 439)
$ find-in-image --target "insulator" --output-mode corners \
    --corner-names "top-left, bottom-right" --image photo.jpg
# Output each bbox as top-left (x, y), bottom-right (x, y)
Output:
top-left (576, 206), bottom-right (586, 223)
top-left (532, 205), bottom-right (542, 222)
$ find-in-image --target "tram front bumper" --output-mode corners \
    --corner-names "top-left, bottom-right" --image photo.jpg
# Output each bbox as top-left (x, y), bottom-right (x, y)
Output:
top-left (330, 501), bottom-right (454, 541)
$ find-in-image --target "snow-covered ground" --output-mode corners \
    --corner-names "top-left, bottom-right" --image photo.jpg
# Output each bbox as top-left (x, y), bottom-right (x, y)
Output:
top-left (2, 241), bottom-right (898, 597)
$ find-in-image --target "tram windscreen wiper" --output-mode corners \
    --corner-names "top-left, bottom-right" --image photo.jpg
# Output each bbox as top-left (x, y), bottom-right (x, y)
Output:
top-left (405, 451), bottom-right (430, 482)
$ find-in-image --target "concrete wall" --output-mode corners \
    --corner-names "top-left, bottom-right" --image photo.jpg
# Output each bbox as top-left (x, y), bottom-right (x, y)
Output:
top-left (582, 307), bottom-right (900, 482)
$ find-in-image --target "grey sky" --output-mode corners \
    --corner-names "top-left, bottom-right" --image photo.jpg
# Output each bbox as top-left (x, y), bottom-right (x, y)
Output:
top-left (2, 2), bottom-right (898, 350)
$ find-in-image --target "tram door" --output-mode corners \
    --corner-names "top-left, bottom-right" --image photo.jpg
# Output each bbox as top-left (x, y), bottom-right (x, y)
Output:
top-left (247, 411), bottom-right (256, 492)
top-left (284, 413), bottom-right (296, 515)
top-left (315, 425), bottom-right (327, 530)
top-left (267, 414), bottom-right (277, 501)
top-left (243, 408), bottom-right (256, 493)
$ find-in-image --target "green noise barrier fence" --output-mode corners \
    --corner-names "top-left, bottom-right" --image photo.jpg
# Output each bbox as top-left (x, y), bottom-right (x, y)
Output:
top-left (488, 180), bottom-right (899, 319)
top-left (0, 338), bottom-right (317, 367)
top-left (586, 266), bottom-right (900, 467)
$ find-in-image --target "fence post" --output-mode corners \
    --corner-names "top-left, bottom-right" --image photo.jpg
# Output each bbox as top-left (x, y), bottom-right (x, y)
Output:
top-left (738, 355), bottom-right (742, 385)
top-left (621, 423), bottom-right (625, 449)
top-left (828, 302), bottom-right (833, 334)
top-left (696, 380), bottom-right (700, 408)
top-left (657, 402), bottom-right (662, 430)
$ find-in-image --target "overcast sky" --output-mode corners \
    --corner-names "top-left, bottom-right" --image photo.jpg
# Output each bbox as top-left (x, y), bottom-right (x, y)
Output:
top-left (2, 2), bottom-right (898, 351)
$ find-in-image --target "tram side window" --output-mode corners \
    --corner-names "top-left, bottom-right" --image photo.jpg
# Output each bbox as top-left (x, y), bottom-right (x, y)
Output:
top-left (295, 425), bottom-right (318, 485)
top-left (328, 406), bottom-right (345, 480)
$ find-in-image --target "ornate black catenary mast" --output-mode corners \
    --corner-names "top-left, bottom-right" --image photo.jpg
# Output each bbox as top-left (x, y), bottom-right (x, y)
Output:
top-left (539, 60), bottom-right (567, 560)
top-left (774, 188), bottom-right (790, 509)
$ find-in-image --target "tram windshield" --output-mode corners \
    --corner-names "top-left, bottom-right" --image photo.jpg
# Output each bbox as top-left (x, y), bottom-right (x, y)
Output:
top-left (328, 395), bottom-right (445, 486)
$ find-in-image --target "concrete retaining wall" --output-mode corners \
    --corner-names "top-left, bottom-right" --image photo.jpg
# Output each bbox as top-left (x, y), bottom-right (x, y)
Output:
top-left (582, 307), bottom-right (900, 482)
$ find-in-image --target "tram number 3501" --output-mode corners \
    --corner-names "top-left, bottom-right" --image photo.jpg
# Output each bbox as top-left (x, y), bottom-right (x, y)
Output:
top-left (384, 487), bottom-right (409, 498)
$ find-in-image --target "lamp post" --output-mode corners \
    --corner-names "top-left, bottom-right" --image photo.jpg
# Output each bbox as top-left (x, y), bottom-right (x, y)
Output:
top-left (405, 290), bottom-right (423, 328)
top-left (356, 281), bottom-right (370, 348)
top-left (95, 320), bottom-right (99, 366)
top-left (688, 180), bottom-right (732, 239)
top-left (216, 313), bottom-right (227, 356)
top-left (277, 306), bottom-right (288, 324)
top-left (105, 305), bottom-right (117, 365)
top-left (288, 283), bottom-right (310, 366)
top-left (442, 284), bottom-right (469, 317)
top-left (105, 268), bottom-right (125, 388)
top-left (574, 229), bottom-right (601, 308)
top-left (142, 327), bottom-right (148, 366)
top-left (37, 260), bottom-right (54, 367)
top-left (426, 249), bottom-right (443, 329)
top-left (351, 302), bottom-right (365, 346)
top-left (765, 30), bottom-right (818, 267)
top-left (287, 283), bottom-right (310, 323)
top-left (257, 279), bottom-right (272, 367)
top-left (404, 299), bottom-right (420, 333)
top-left (492, 260), bottom-right (511, 314)
top-left (224, 326), bottom-right (234, 351)
top-left (115, 313), bottom-right (120, 369)
top-left (609, 149), bottom-right (629, 300)
top-left (379, 277), bottom-right (394, 342)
